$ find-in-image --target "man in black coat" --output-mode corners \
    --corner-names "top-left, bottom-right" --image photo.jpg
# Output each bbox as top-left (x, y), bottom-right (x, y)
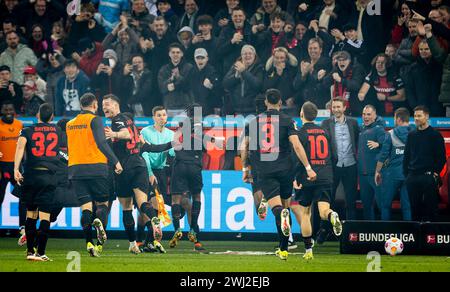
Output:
top-left (122, 55), bottom-right (153, 116)
top-left (189, 48), bottom-right (221, 115)
top-left (217, 7), bottom-right (253, 77)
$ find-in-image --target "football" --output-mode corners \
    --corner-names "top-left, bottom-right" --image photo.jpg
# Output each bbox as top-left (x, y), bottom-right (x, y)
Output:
top-left (385, 237), bottom-right (404, 256)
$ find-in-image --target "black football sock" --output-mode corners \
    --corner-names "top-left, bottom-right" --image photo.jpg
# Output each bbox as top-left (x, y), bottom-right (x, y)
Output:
top-left (137, 223), bottom-right (146, 242)
top-left (81, 210), bottom-right (93, 244)
top-left (145, 221), bottom-right (155, 243)
top-left (25, 217), bottom-right (38, 254)
top-left (123, 210), bottom-right (136, 242)
top-left (272, 206), bottom-right (288, 251)
top-left (140, 202), bottom-right (157, 219)
top-left (95, 205), bottom-right (108, 228)
top-left (36, 220), bottom-right (50, 256)
top-left (303, 236), bottom-right (313, 250)
top-left (19, 200), bottom-right (27, 227)
top-left (191, 201), bottom-right (201, 234)
top-left (171, 204), bottom-right (181, 231)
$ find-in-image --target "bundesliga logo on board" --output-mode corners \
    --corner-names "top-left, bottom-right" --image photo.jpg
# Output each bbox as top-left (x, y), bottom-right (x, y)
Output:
top-left (426, 235), bottom-right (450, 245)
top-left (348, 233), bottom-right (415, 243)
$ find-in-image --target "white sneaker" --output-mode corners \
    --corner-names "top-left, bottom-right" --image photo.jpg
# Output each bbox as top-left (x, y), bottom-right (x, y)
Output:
top-left (280, 209), bottom-right (291, 237)
top-left (330, 212), bottom-right (342, 236)
top-left (129, 241), bottom-right (141, 254)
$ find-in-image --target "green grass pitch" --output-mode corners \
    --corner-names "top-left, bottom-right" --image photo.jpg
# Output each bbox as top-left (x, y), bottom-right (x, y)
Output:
top-left (1, 238), bottom-right (449, 272)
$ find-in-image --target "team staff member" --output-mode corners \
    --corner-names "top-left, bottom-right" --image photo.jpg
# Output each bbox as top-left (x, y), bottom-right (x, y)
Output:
top-left (66, 93), bottom-right (123, 257)
top-left (375, 108), bottom-right (412, 221)
top-left (0, 101), bottom-right (26, 245)
top-left (404, 106), bottom-right (446, 222)
top-left (319, 97), bottom-right (359, 244)
top-left (358, 105), bottom-right (386, 220)
top-left (14, 103), bottom-right (60, 262)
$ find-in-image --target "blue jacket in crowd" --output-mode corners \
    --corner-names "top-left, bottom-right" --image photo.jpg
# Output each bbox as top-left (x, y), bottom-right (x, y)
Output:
top-left (358, 116), bottom-right (386, 176)
top-left (377, 125), bottom-right (413, 180)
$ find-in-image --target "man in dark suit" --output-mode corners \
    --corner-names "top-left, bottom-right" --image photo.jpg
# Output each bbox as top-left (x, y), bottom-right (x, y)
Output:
top-left (318, 97), bottom-right (359, 243)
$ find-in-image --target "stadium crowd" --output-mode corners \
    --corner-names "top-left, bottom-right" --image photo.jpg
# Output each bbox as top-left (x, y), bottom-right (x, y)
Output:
top-left (0, 0), bottom-right (448, 118)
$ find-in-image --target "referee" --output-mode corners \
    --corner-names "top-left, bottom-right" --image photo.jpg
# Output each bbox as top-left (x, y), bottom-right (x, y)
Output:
top-left (404, 106), bottom-right (446, 222)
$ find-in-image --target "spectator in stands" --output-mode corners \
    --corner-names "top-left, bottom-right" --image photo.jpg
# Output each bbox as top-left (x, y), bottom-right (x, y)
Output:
top-left (156, 0), bottom-right (180, 32)
top-left (92, 0), bottom-right (130, 33)
top-left (189, 48), bottom-right (221, 115)
top-left (20, 80), bottom-right (43, 117)
top-left (0, 31), bottom-right (37, 85)
top-left (250, 0), bottom-right (293, 29)
top-left (217, 7), bottom-right (253, 76)
top-left (28, 24), bottom-right (52, 60)
top-left (251, 12), bottom-right (290, 63)
top-left (177, 26), bottom-right (195, 52)
top-left (287, 21), bottom-right (308, 61)
top-left (323, 51), bottom-right (365, 116)
top-left (330, 23), bottom-right (365, 65)
top-left (158, 43), bottom-right (194, 116)
top-left (313, 0), bottom-right (347, 31)
top-left (391, 1), bottom-right (413, 46)
top-left (420, 24), bottom-right (450, 116)
top-left (23, 65), bottom-right (46, 100)
top-left (293, 37), bottom-right (332, 109)
top-left (91, 49), bottom-right (123, 111)
top-left (178, 0), bottom-right (200, 33)
top-left (102, 17), bottom-right (140, 68)
top-left (358, 54), bottom-right (406, 117)
top-left (393, 19), bottom-right (418, 79)
top-left (358, 105), bottom-right (386, 220)
top-left (71, 38), bottom-right (104, 78)
top-left (191, 15), bottom-right (219, 69)
top-left (122, 54), bottom-right (153, 116)
top-left (36, 51), bottom-right (65, 107)
top-left (0, 0), bottom-right (18, 26)
top-left (214, 0), bottom-right (240, 36)
top-left (55, 59), bottom-right (91, 116)
top-left (405, 39), bottom-right (445, 117)
top-left (264, 47), bottom-right (298, 114)
top-left (144, 0), bottom-right (159, 16)
top-left (0, 19), bottom-right (27, 53)
top-left (375, 107), bottom-right (412, 221)
top-left (14, 0), bottom-right (65, 38)
top-left (301, 19), bottom-right (335, 61)
top-left (0, 65), bottom-right (22, 112)
top-left (356, 0), bottom-right (385, 67)
top-left (66, 3), bottom-right (106, 56)
top-left (439, 5), bottom-right (450, 26)
top-left (385, 43), bottom-right (397, 60)
top-left (318, 97), bottom-right (359, 242)
top-left (404, 105), bottom-right (446, 222)
top-left (140, 16), bottom-right (177, 108)
top-left (129, 0), bottom-right (156, 35)
top-left (50, 21), bottom-right (66, 53)
top-left (223, 44), bottom-right (263, 115)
